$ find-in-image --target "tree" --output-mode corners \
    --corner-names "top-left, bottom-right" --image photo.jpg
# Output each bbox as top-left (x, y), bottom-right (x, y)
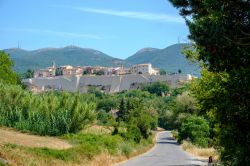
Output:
top-left (175, 92), bottom-right (197, 114)
top-left (94, 70), bottom-right (104, 75)
top-left (55, 68), bottom-right (62, 76)
top-left (117, 98), bottom-right (129, 122)
top-left (170, 0), bottom-right (250, 164)
top-left (178, 69), bottom-right (182, 74)
top-left (126, 125), bottom-right (142, 143)
top-left (159, 69), bottom-right (167, 75)
top-left (97, 98), bottom-right (118, 112)
top-left (0, 51), bottom-right (18, 84)
top-left (178, 115), bottom-right (210, 148)
top-left (128, 107), bottom-right (154, 139)
top-left (87, 86), bottom-right (104, 98)
top-left (83, 70), bottom-right (88, 75)
top-left (23, 69), bottom-right (34, 78)
top-left (142, 82), bottom-right (170, 96)
top-left (158, 110), bottom-right (176, 130)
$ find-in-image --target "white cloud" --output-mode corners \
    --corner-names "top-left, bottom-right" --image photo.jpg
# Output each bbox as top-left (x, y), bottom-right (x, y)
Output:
top-left (4, 28), bottom-right (101, 39)
top-left (71, 7), bottom-right (184, 23)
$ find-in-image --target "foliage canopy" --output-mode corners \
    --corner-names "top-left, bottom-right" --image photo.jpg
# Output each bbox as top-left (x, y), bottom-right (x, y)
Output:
top-left (170, 0), bottom-right (250, 164)
top-left (0, 51), bottom-right (18, 84)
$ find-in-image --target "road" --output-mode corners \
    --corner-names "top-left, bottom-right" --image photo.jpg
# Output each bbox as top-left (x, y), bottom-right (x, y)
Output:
top-left (119, 131), bottom-right (207, 166)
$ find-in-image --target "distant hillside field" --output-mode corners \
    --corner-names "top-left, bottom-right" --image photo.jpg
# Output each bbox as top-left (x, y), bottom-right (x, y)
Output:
top-left (4, 43), bottom-right (200, 75)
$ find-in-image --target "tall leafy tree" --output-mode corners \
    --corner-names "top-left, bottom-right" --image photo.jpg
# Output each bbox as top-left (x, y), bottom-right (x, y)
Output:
top-left (0, 51), bottom-right (18, 84)
top-left (169, 0), bottom-right (250, 164)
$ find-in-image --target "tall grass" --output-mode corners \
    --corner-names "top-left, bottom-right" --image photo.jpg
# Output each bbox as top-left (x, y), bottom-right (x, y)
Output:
top-left (0, 83), bottom-right (96, 136)
top-left (182, 140), bottom-right (219, 159)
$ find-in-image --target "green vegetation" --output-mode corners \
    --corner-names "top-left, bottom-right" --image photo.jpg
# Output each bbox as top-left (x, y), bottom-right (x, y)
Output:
top-left (0, 51), bottom-right (18, 84)
top-left (126, 43), bottom-right (200, 75)
top-left (0, 128), bottom-right (153, 166)
top-left (0, 56), bottom-right (166, 165)
top-left (178, 115), bottom-right (210, 148)
top-left (159, 69), bottom-right (167, 75)
top-left (5, 44), bottom-right (200, 75)
top-left (0, 48), bottom-right (219, 164)
top-left (0, 83), bottom-right (96, 136)
top-left (4, 46), bottom-right (115, 73)
top-left (21, 69), bottom-right (34, 79)
top-left (142, 82), bottom-right (170, 96)
top-left (170, 0), bottom-right (250, 165)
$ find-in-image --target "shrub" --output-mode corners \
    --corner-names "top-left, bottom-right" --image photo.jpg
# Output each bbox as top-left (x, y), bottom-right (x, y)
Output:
top-left (97, 98), bottom-right (118, 112)
top-left (124, 125), bottom-right (142, 143)
top-left (159, 110), bottom-right (175, 130)
top-left (178, 115), bottom-right (210, 147)
top-left (141, 82), bottom-right (170, 96)
top-left (97, 110), bottom-right (115, 125)
top-left (119, 143), bottom-right (133, 158)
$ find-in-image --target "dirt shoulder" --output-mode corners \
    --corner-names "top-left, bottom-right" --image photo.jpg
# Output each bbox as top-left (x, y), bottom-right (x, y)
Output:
top-left (0, 127), bottom-right (72, 150)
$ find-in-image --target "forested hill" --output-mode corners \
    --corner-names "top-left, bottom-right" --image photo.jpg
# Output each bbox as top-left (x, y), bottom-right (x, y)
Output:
top-left (4, 46), bottom-right (119, 72)
top-left (4, 43), bottom-right (200, 75)
top-left (125, 43), bottom-right (200, 75)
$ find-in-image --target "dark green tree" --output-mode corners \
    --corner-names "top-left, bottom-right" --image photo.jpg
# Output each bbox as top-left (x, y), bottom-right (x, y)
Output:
top-left (97, 98), bottom-right (118, 112)
top-left (94, 70), bottom-right (104, 75)
top-left (55, 68), bottom-right (62, 76)
top-left (23, 69), bottom-right (34, 78)
top-left (83, 70), bottom-right (88, 75)
top-left (159, 69), bottom-right (167, 75)
top-left (0, 51), bottom-right (18, 84)
top-left (117, 98), bottom-right (129, 122)
top-left (170, 0), bottom-right (250, 164)
top-left (142, 82), bottom-right (170, 96)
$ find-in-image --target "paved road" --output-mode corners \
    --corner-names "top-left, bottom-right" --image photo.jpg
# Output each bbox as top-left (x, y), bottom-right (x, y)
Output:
top-left (119, 131), bottom-right (207, 166)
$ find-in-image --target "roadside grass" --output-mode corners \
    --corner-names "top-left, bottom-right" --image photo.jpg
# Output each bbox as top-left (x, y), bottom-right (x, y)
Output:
top-left (171, 130), bottom-right (219, 160)
top-left (82, 125), bottom-right (113, 134)
top-left (182, 141), bottom-right (219, 160)
top-left (0, 126), bottom-right (154, 166)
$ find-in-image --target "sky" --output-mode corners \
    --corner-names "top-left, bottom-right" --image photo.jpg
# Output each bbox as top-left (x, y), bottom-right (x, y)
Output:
top-left (0, 0), bottom-right (189, 59)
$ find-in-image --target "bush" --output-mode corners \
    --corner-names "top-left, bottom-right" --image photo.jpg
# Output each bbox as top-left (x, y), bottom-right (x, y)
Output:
top-left (97, 98), bottom-right (118, 112)
top-left (175, 92), bottom-right (197, 114)
top-left (97, 110), bottom-right (115, 126)
top-left (141, 82), bottom-right (170, 96)
top-left (158, 110), bottom-right (175, 130)
top-left (178, 115), bottom-right (210, 147)
top-left (124, 125), bottom-right (142, 143)
top-left (119, 142), bottom-right (133, 158)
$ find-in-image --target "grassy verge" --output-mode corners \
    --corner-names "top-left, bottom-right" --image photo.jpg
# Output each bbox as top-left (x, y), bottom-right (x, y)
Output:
top-left (182, 141), bottom-right (219, 160)
top-left (0, 126), bottom-right (154, 166)
top-left (171, 130), bottom-right (219, 160)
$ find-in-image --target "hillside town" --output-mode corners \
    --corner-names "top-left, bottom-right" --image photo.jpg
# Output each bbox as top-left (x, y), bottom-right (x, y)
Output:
top-left (23, 63), bottom-right (195, 93)
top-left (34, 62), bottom-right (160, 78)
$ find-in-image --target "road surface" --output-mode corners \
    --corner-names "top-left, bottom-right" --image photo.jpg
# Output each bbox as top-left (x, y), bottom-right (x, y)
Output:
top-left (119, 131), bottom-right (207, 166)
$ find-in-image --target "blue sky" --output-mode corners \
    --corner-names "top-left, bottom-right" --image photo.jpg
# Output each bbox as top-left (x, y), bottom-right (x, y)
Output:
top-left (0, 0), bottom-right (189, 59)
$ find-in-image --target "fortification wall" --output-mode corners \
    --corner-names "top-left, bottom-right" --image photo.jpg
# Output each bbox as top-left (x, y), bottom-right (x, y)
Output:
top-left (22, 74), bottom-right (191, 93)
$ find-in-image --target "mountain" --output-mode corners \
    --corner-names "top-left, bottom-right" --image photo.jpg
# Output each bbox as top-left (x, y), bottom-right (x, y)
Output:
top-left (125, 43), bottom-right (200, 75)
top-left (3, 43), bottom-right (200, 76)
top-left (4, 46), bottom-right (121, 73)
